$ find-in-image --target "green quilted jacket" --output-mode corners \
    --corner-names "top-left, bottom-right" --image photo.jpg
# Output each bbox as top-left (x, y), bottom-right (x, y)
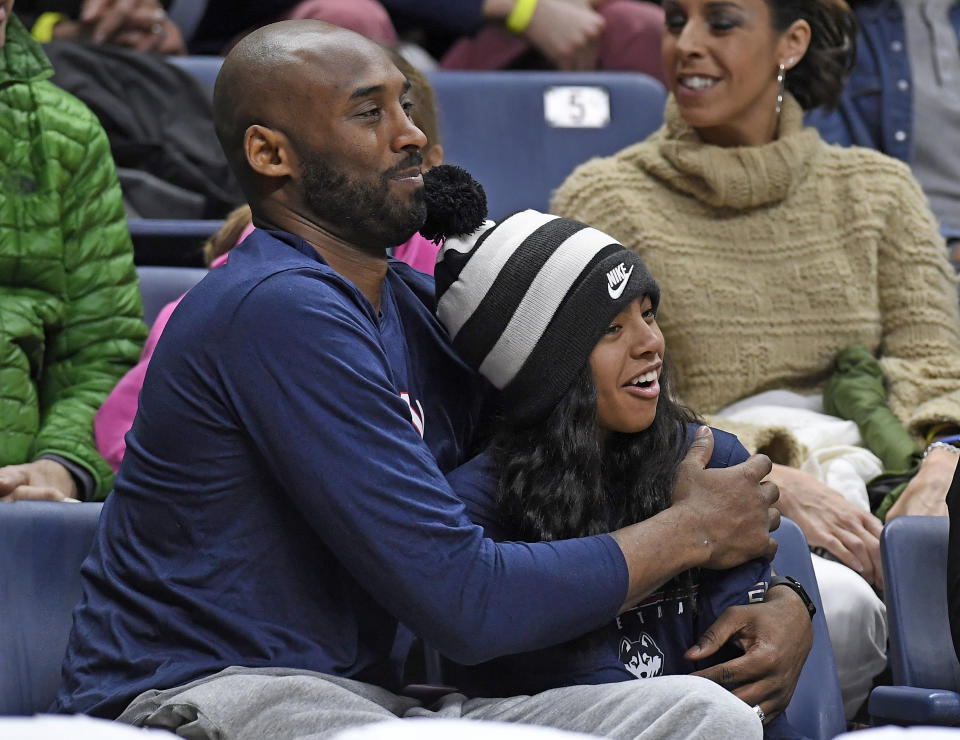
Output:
top-left (0, 15), bottom-right (146, 499)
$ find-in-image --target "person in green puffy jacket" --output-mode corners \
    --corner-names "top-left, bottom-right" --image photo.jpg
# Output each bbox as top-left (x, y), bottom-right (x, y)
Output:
top-left (0, 2), bottom-right (146, 502)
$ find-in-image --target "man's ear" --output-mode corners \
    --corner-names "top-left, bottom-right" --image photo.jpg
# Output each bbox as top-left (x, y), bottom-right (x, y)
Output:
top-left (244, 124), bottom-right (297, 179)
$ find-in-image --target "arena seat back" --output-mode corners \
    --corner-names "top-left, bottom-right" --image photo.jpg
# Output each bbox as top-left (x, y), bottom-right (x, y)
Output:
top-left (772, 518), bottom-right (846, 739)
top-left (428, 70), bottom-right (667, 221)
top-left (137, 265), bottom-right (209, 326)
top-left (868, 516), bottom-right (960, 726)
top-left (0, 502), bottom-right (103, 715)
top-left (166, 54), bottom-right (223, 95)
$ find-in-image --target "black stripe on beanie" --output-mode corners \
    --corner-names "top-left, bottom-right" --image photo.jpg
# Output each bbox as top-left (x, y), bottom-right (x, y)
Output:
top-left (503, 250), bottom-right (659, 425)
top-left (452, 218), bottom-right (588, 369)
top-left (434, 220), bottom-right (499, 305)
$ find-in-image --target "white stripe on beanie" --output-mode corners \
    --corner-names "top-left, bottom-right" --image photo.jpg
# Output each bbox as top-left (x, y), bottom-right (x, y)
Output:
top-left (437, 210), bottom-right (558, 340)
top-left (478, 226), bottom-right (622, 389)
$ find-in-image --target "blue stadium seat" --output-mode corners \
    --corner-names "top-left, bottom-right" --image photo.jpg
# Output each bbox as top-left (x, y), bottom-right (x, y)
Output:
top-left (772, 518), bottom-right (847, 739)
top-left (0, 502), bottom-right (103, 715)
top-left (167, 0), bottom-right (211, 48)
top-left (137, 265), bottom-right (209, 326)
top-left (427, 71), bottom-right (666, 220)
top-left (166, 54), bottom-right (224, 94)
top-left (868, 517), bottom-right (960, 726)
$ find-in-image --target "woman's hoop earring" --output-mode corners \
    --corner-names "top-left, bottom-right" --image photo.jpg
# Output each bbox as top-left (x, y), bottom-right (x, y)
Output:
top-left (775, 62), bottom-right (786, 115)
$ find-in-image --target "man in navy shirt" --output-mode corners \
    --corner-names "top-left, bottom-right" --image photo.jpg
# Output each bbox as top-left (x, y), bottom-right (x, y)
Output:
top-left (55, 20), bottom-right (811, 738)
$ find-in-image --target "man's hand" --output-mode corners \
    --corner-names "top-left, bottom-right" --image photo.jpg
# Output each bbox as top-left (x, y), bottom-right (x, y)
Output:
top-left (612, 428), bottom-right (779, 611)
top-left (0, 459), bottom-right (80, 502)
top-left (769, 463), bottom-right (883, 588)
top-left (686, 585), bottom-right (813, 723)
top-left (673, 427), bottom-right (781, 570)
top-left (885, 446), bottom-right (955, 520)
top-left (524, 0), bottom-right (605, 70)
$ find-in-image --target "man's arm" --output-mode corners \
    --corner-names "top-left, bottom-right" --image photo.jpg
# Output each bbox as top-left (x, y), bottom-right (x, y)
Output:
top-left (226, 277), bottom-right (779, 664)
top-left (612, 428), bottom-right (780, 612)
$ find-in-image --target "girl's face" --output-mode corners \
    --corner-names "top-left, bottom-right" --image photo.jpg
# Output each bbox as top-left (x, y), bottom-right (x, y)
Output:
top-left (589, 296), bottom-right (665, 437)
top-left (661, 0), bottom-right (808, 147)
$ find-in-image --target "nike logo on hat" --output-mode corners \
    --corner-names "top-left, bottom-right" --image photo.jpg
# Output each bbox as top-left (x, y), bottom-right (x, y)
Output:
top-left (606, 263), bottom-right (635, 300)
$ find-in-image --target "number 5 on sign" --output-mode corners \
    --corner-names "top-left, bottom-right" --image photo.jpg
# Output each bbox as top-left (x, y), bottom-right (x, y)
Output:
top-left (543, 86), bottom-right (611, 129)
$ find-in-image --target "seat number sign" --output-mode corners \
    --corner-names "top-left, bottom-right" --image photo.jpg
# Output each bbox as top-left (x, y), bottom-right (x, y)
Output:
top-left (543, 86), bottom-right (611, 129)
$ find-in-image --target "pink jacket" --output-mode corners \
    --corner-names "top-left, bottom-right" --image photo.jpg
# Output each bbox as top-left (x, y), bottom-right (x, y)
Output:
top-left (392, 231), bottom-right (440, 274)
top-left (94, 230), bottom-right (440, 472)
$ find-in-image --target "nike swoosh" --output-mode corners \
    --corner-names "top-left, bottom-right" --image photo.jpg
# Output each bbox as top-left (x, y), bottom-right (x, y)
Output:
top-left (607, 264), bottom-right (635, 300)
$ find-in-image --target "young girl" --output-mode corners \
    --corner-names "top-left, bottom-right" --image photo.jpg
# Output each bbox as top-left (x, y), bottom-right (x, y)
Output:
top-left (421, 175), bottom-right (802, 737)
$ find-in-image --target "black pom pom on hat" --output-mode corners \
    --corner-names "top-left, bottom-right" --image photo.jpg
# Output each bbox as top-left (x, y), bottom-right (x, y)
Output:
top-left (421, 165), bottom-right (488, 244)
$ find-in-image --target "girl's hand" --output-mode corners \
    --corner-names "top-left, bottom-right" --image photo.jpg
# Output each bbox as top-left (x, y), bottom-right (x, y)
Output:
top-left (885, 446), bottom-right (956, 520)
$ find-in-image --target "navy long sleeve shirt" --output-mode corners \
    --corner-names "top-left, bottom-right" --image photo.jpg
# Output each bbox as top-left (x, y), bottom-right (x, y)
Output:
top-left (53, 229), bottom-right (629, 718)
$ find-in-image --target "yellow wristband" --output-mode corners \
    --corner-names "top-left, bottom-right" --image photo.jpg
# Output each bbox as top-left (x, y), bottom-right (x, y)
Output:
top-left (926, 422), bottom-right (960, 443)
top-left (31, 12), bottom-right (66, 43)
top-left (506, 0), bottom-right (539, 34)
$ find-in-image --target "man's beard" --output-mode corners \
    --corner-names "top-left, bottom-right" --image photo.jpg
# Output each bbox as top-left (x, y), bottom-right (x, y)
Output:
top-left (301, 152), bottom-right (427, 255)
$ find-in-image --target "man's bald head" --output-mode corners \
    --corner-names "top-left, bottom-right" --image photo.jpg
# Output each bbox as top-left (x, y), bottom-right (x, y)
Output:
top-left (212, 20), bottom-right (394, 188)
top-left (211, 19), bottom-right (429, 255)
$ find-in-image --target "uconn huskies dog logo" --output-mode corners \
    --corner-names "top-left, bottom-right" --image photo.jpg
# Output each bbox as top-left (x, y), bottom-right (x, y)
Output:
top-left (606, 262), bottom-right (634, 300)
top-left (620, 633), bottom-right (664, 679)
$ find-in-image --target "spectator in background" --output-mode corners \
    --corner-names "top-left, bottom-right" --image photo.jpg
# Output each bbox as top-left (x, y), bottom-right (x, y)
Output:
top-left (552, 0), bottom-right (960, 719)
top-left (17, 1), bottom-right (246, 223)
top-left (16, 0), bottom-right (187, 53)
top-left (382, 0), bottom-right (667, 81)
top-left (808, 0), bottom-right (960, 266)
top-left (0, 2), bottom-right (145, 503)
top-left (16, 0), bottom-right (397, 54)
top-left (186, 0), bottom-right (397, 54)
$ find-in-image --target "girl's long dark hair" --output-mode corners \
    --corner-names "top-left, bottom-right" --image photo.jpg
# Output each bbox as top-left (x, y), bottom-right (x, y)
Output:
top-left (492, 357), bottom-right (698, 543)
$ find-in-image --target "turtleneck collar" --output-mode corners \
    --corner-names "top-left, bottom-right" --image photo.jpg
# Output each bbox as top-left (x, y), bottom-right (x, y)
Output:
top-left (635, 92), bottom-right (822, 209)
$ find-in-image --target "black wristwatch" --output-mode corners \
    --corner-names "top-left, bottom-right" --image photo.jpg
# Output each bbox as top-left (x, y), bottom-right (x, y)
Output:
top-left (768, 575), bottom-right (817, 621)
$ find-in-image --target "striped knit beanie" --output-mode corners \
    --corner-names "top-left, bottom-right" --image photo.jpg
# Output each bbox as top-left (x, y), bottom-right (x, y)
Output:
top-left (435, 209), bottom-right (660, 426)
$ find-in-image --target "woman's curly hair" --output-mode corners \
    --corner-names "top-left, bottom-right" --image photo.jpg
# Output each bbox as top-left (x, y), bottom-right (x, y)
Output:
top-left (768, 0), bottom-right (858, 110)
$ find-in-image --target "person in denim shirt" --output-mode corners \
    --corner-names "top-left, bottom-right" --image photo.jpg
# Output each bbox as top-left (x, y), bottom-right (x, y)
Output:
top-left (808, 0), bottom-right (960, 260)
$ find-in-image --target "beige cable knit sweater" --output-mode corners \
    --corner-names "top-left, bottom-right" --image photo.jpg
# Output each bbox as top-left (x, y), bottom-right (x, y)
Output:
top-left (552, 94), bottom-right (960, 465)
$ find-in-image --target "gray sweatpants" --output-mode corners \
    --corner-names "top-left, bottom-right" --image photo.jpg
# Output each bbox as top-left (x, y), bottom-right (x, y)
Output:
top-left (117, 666), bottom-right (762, 740)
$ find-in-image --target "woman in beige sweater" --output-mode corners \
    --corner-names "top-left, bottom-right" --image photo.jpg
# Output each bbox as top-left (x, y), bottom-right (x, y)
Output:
top-left (552, 0), bottom-right (960, 719)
